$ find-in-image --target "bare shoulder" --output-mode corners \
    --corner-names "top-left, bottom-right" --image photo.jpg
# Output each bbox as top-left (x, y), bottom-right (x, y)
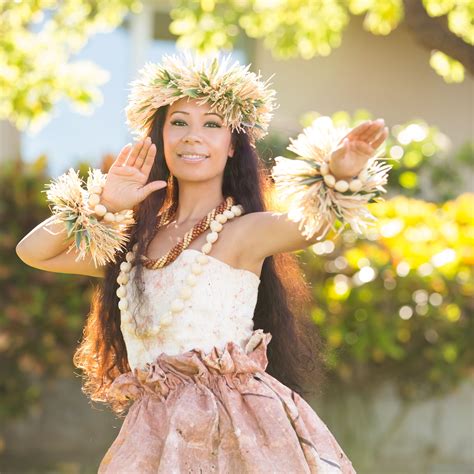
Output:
top-left (191, 209), bottom-right (318, 277)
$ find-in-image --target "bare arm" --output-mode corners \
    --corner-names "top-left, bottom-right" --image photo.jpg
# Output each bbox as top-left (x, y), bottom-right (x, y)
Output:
top-left (243, 119), bottom-right (390, 260)
top-left (16, 215), bottom-right (105, 278)
top-left (239, 211), bottom-right (333, 262)
top-left (16, 137), bottom-right (167, 278)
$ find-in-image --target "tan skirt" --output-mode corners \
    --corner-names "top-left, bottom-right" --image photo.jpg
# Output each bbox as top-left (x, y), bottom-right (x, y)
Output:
top-left (98, 330), bottom-right (356, 474)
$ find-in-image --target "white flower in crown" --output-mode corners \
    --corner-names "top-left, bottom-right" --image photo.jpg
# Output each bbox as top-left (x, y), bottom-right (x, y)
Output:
top-left (272, 116), bottom-right (394, 240)
top-left (125, 51), bottom-right (278, 144)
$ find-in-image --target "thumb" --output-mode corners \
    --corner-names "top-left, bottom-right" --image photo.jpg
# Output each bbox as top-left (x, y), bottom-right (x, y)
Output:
top-left (342, 138), bottom-right (350, 157)
top-left (140, 180), bottom-right (167, 199)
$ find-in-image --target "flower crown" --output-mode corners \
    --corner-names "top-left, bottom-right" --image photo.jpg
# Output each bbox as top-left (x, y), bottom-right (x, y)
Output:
top-left (125, 51), bottom-right (278, 144)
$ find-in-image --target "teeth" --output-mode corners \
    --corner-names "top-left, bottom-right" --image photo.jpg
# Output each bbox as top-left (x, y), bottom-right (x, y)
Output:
top-left (180, 154), bottom-right (208, 159)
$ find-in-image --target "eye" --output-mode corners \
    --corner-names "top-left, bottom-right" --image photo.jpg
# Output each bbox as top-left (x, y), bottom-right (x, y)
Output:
top-left (170, 119), bottom-right (222, 128)
top-left (205, 121), bottom-right (221, 128)
top-left (170, 120), bottom-right (186, 126)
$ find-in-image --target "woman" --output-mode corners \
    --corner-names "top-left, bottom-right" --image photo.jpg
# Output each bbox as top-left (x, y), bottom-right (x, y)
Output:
top-left (17, 53), bottom-right (389, 473)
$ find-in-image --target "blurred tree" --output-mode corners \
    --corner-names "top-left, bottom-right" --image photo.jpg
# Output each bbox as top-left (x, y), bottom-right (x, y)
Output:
top-left (170, 0), bottom-right (473, 83)
top-left (0, 156), bottom-right (94, 421)
top-left (1, 0), bottom-right (472, 134)
top-left (0, 0), bottom-right (140, 131)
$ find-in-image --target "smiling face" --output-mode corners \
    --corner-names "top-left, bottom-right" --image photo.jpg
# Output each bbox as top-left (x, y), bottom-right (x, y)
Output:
top-left (162, 98), bottom-right (235, 183)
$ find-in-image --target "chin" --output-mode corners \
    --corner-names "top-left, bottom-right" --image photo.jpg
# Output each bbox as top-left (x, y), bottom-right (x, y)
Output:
top-left (172, 167), bottom-right (225, 183)
top-left (170, 159), bottom-right (226, 181)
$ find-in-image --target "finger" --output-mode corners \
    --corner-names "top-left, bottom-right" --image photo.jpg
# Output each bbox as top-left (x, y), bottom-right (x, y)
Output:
top-left (110, 164), bottom-right (136, 176)
top-left (341, 121), bottom-right (372, 143)
top-left (126, 139), bottom-right (146, 167)
top-left (353, 140), bottom-right (374, 156)
top-left (139, 180), bottom-right (168, 201)
top-left (140, 143), bottom-right (157, 177)
top-left (135, 137), bottom-right (152, 169)
top-left (359, 120), bottom-right (384, 142)
top-left (113, 143), bottom-right (132, 167)
top-left (342, 137), bottom-right (350, 156)
top-left (370, 127), bottom-right (389, 149)
top-left (369, 125), bottom-right (386, 143)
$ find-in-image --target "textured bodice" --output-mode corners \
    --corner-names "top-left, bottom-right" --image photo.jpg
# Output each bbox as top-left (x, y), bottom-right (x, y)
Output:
top-left (120, 249), bottom-right (261, 371)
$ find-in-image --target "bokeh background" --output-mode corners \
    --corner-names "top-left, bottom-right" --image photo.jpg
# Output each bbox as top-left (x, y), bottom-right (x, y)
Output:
top-left (1, 1), bottom-right (473, 473)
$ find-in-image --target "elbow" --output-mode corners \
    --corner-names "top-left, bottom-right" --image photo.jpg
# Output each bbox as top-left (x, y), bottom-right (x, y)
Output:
top-left (15, 241), bottom-right (33, 266)
top-left (16, 242), bottom-right (27, 263)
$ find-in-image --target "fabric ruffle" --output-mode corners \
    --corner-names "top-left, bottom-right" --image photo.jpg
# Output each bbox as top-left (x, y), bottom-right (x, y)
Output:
top-left (106, 329), bottom-right (271, 406)
top-left (99, 329), bottom-right (356, 473)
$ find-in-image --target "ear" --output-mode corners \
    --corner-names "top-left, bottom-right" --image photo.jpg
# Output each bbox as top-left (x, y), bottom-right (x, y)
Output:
top-left (228, 140), bottom-right (235, 158)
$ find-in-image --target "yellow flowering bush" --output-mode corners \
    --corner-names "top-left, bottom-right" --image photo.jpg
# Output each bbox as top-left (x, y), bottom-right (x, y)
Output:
top-left (301, 193), bottom-right (474, 400)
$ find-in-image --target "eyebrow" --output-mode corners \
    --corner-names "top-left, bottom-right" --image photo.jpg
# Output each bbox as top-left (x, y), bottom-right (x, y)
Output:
top-left (170, 111), bottom-right (223, 119)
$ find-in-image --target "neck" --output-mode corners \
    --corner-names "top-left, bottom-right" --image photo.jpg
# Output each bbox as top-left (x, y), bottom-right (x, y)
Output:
top-left (174, 179), bottom-right (226, 225)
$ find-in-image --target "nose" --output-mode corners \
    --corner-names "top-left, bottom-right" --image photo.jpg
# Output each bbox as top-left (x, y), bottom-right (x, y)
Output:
top-left (182, 133), bottom-right (202, 144)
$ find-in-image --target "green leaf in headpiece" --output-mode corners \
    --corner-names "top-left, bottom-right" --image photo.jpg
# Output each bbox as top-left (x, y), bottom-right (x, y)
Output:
top-left (186, 89), bottom-right (201, 98)
top-left (75, 229), bottom-right (83, 249)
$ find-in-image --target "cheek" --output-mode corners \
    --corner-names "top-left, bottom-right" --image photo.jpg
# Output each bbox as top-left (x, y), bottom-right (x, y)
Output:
top-left (163, 127), bottom-right (184, 162)
top-left (163, 125), bottom-right (181, 145)
top-left (162, 127), bottom-right (175, 167)
top-left (213, 131), bottom-right (232, 152)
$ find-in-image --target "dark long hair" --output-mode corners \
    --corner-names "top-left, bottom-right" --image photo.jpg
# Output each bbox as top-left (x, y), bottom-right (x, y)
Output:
top-left (73, 106), bottom-right (327, 415)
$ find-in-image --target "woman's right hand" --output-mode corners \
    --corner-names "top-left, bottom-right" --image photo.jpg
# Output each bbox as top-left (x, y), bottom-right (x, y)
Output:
top-left (100, 136), bottom-right (167, 212)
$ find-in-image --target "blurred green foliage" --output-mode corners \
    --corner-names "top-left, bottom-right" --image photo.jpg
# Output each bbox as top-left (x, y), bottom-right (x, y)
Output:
top-left (0, 0), bottom-right (140, 131)
top-left (423, 0), bottom-right (474, 45)
top-left (2, 0), bottom-right (472, 135)
top-left (0, 157), bottom-right (94, 421)
top-left (171, 0), bottom-right (472, 82)
top-left (300, 192), bottom-right (474, 400)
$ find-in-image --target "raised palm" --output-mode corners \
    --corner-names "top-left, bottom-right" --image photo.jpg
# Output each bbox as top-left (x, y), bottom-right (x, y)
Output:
top-left (329, 119), bottom-right (389, 180)
top-left (101, 137), bottom-right (167, 212)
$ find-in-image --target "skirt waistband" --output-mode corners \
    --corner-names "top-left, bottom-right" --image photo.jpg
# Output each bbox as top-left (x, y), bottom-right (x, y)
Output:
top-left (106, 329), bottom-right (272, 407)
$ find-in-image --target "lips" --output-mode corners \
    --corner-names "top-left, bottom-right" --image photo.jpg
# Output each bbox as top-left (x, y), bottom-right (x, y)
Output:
top-left (178, 153), bottom-right (209, 162)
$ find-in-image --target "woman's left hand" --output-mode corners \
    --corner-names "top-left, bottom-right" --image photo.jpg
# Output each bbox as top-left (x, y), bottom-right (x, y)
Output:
top-left (329, 119), bottom-right (389, 181)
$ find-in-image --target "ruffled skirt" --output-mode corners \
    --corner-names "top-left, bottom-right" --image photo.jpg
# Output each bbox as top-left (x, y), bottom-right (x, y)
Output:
top-left (98, 330), bottom-right (356, 473)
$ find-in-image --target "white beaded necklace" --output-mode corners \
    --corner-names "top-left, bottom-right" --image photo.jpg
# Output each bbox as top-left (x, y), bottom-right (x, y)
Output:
top-left (116, 203), bottom-right (244, 338)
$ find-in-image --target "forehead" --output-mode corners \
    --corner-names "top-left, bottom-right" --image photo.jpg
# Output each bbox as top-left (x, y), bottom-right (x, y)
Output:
top-left (167, 97), bottom-right (221, 117)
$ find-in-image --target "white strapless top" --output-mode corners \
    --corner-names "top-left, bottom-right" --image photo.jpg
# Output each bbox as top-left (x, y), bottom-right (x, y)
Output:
top-left (120, 249), bottom-right (261, 371)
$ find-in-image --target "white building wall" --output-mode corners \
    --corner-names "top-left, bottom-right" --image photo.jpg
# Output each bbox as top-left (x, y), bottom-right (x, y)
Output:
top-left (255, 15), bottom-right (473, 151)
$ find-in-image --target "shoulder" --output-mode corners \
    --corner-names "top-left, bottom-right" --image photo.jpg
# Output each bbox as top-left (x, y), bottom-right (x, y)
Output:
top-left (232, 211), bottom-right (275, 239)
top-left (233, 210), bottom-right (316, 260)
